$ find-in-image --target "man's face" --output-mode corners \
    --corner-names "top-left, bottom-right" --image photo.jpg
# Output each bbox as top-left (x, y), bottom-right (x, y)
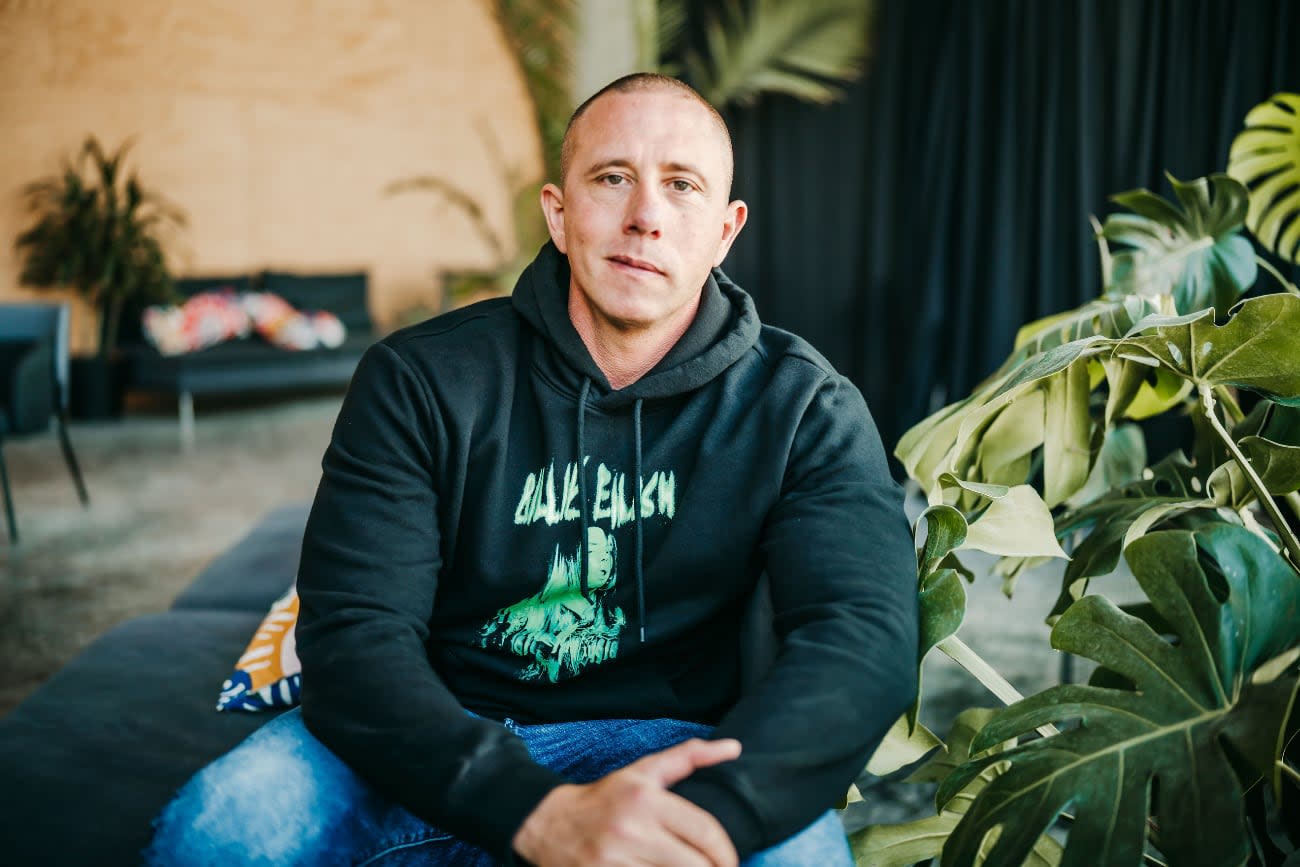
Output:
top-left (541, 88), bottom-right (747, 335)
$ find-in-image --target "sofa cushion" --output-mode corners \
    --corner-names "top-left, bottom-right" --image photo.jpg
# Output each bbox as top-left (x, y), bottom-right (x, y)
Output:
top-left (171, 503), bottom-right (309, 612)
top-left (0, 609), bottom-right (286, 866)
top-left (125, 332), bottom-right (371, 396)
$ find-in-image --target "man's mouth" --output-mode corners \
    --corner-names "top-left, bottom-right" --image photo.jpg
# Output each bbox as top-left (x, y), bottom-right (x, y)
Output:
top-left (608, 255), bottom-right (665, 275)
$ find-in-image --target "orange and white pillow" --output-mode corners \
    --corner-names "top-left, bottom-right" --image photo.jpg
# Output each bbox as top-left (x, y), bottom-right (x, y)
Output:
top-left (216, 586), bottom-right (302, 712)
top-left (242, 292), bottom-right (347, 351)
top-left (142, 290), bottom-right (250, 355)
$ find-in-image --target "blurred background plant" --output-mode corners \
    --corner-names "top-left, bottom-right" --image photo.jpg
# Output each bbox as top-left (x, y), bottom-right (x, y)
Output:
top-left (14, 136), bottom-right (185, 361)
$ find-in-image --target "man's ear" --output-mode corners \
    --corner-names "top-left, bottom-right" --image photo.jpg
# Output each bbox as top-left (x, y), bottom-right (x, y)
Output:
top-left (540, 183), bottom-right (567, 253)
top-left (713, 199), bottom-right (748, 267)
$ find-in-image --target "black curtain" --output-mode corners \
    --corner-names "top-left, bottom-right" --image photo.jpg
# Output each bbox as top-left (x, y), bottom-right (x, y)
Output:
top-left (695, 0), bottom-right (1300, 462)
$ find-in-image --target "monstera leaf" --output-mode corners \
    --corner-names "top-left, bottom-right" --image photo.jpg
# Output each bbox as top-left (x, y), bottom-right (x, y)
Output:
top-left (1228, 93), bottom-right (1300, 264)
top-left (1239, 404), bottom-right (1300, 495)
top-left (1101, 173), bottom-right (1257, 314)
top-left (934, 524), bottom-right (1300, 867)
top-left (850, 709), bottom-right (1066, 867)
top-left (1048, 453), bottom-right (1217, 617)
top-left (1117, 292), bottom-right (1300, 405)
top-left (897, 292), bottom-right (1157, 496)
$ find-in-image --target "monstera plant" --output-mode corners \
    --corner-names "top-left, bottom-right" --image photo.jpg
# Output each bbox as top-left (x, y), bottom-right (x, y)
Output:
top-left (854, 93), bottom-right (1300, 866)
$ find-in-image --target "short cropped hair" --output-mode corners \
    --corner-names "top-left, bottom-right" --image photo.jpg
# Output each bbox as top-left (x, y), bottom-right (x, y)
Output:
top-left (559, 73), bottom-right (735, 194)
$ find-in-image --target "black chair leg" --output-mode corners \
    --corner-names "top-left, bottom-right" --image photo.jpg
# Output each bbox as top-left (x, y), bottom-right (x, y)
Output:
top-left (56, 411), bottom-right (89, 507)
top-left (0, 437), bottom-right (17, 544)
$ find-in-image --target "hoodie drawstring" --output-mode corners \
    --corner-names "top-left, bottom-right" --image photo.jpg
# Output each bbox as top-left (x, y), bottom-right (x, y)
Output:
top-left (576, 378), bottom-right (591, 595)
top-left (575, 381), bottom-right (647, 644)
top-left (633, 398), bottom-right (646, 644)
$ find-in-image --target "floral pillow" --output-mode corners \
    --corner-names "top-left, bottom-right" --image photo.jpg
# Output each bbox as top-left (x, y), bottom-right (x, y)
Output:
top-left (143, 290), bottom-right (348, 355)
top-left (242, 292), bottom-right (347, 351)
top-left (142, 289), bottom-right (250, 355)
top-left (216, 586), bottom-right (302, 712)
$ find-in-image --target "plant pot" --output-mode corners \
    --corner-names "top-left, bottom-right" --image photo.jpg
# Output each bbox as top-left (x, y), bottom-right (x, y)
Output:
top-left (69, 356), bottom-right (128, 420)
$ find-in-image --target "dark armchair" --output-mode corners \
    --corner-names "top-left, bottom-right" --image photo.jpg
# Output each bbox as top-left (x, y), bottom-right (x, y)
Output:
top-left (0, 302), bottom-right (89, 544)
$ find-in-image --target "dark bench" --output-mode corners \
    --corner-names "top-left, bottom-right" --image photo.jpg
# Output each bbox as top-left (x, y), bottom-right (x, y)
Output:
top-left (0, 504), bottom-right (307, 866)
top-left (122, 270), bottom-right (375, 447)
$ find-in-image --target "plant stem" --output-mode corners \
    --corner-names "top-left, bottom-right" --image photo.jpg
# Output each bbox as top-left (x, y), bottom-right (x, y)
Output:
top-left (1212, 385), bottom-right (1245, 424)
top-left (937, 636), bottom-right (1060, 738)
top-left (1287, 492), bottom-right (1300, 528)
top-left (1199, 384), bottom-right (1300, 576)
top-left (1257, 255), bottom-right (1300, 297)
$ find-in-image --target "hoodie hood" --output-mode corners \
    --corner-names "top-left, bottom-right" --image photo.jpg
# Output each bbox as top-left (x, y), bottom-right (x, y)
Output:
top-left (512, 242), bottom-right (762, 408)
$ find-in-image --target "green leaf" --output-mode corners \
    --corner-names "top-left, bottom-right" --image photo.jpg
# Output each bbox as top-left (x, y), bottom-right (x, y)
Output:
top-left (1117, 293), bottom-right (1300, 405)
top-left (935, 524), bottom-right (1300, 867)
top-left (852, 709), bottom-right (1065, 867)
top-left (1102, 173), bottom-right (1257, 314)
top-left (1043, 358), bottom-right (1094, 507)
top-left (1239, 404), bottom-right (1300, 495)
top-left (977, 390), bottom-right (1044, 488)
top-left (1102, 356), bottom-right (1193, 424)
top-left (910, 505), bottom-right (971, 730)
top-left (690, 0), bottom-right (871, 108)
top-left (919, 568), bottom-right (966, 662)
top-left (945, 340), bottom-right (1109, 494)
top-left (1208, 459), bottom-right (1254, 509)
top-left (1064, 423), bottom-right (1147, 510)
top-left (962, 485), bottom-right (1069, 560)
top-left (897, 295), bottom-right (1159, 502)
top-left (865, 713), bottom-right (943, 777)
top-left (918, 505), bottom-right (969, 578)
top-left (1228, 92), bottom-right (1300, 263)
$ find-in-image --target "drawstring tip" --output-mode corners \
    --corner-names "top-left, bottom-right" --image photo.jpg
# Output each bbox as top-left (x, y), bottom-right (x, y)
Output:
top-left (640, 626), bottom-right (646, 643)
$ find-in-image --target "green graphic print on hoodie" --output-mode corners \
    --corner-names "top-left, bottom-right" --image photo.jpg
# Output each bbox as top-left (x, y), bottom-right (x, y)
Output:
top-left (295, 242), bottom-right (920, 862)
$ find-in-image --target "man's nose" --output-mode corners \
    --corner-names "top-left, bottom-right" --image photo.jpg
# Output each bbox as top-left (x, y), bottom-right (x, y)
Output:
top-left (624, 184), bottom-right (663, 237)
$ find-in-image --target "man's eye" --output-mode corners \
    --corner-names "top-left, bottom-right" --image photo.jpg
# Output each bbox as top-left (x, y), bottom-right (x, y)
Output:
top-left (670, 180), bottom-right (694, 192)
top-left (600, 174), bottom-right (626, 186)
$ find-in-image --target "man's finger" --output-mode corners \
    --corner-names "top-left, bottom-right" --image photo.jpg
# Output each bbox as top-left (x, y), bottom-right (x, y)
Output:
top-left (633, 737), bottom-right (742, 788)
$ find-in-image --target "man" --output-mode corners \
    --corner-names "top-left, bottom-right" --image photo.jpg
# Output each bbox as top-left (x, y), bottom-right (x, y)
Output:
top-left (146, 73), bottom-right (918, 866)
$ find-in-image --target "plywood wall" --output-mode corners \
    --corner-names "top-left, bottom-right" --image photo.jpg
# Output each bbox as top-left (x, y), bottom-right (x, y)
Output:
top-left (0, 0), bottom-right (543, 351)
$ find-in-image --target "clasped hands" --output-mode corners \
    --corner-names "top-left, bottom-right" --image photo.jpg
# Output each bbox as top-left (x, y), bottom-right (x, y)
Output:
top-left (513, 737), bottom-right (742, 867)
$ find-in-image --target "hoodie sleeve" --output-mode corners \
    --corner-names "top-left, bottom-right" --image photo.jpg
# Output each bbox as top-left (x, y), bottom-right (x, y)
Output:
top-left (672, 372), bottom-right (920, 857)
top-left (295, 342), bottom-right (565, 862)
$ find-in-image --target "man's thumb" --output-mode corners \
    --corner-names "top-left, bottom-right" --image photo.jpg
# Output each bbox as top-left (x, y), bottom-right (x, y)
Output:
top-left (635, 738), bottom-right (742, 787)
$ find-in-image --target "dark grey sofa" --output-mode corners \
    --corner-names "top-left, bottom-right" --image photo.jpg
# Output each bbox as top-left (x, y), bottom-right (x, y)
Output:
top-left (0, 503), bottom-right (308, 866)
top-left (122, 270), bottom-right (375, 446)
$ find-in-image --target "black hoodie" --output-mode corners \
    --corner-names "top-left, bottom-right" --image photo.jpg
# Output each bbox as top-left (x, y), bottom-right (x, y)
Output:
top-left (296, 242), bottom-right (919, 861)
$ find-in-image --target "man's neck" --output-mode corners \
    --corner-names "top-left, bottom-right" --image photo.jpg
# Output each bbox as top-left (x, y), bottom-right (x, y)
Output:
top-left (568, 290), bottom-right (700, 390)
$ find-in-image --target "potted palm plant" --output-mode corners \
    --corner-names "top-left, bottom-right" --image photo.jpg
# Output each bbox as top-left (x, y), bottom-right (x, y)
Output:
top-left (14, 135), bottom-right (186, 417)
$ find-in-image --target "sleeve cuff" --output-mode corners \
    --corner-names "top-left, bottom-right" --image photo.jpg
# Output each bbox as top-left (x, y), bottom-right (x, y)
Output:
top-left (443, 755), bottom-right (566, 863)
top-left (672, 776), bottom-right (767, 858)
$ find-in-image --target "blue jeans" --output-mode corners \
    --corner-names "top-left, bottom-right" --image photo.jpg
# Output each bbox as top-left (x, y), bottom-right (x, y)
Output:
top-left (144, 708), bottom-right (853, 866)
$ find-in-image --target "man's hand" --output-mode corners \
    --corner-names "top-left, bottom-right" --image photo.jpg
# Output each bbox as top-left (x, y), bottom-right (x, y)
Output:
top-left (512, 737), bottom-right (742, 867)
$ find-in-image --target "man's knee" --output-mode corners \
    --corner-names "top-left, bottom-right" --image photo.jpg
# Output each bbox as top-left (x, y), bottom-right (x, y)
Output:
top-left (144, 711), bottom-right (349, 866)
top-left (743, 810), bottom-right (853, 867)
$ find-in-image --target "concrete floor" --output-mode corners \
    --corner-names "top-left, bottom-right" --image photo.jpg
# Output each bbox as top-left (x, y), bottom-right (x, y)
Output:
top-left (0, 394), bottom-right (339, 715)
top-left (0, 392), bottom-right (1089, 831)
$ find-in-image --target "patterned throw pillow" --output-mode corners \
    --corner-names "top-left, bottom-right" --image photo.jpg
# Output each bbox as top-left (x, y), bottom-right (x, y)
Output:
top-left (242, 292), bottom-right (348, 351)
top-left (142, 289), bottom-right (251, 355)
top-left (216, 586), bottom-right (302, 712)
